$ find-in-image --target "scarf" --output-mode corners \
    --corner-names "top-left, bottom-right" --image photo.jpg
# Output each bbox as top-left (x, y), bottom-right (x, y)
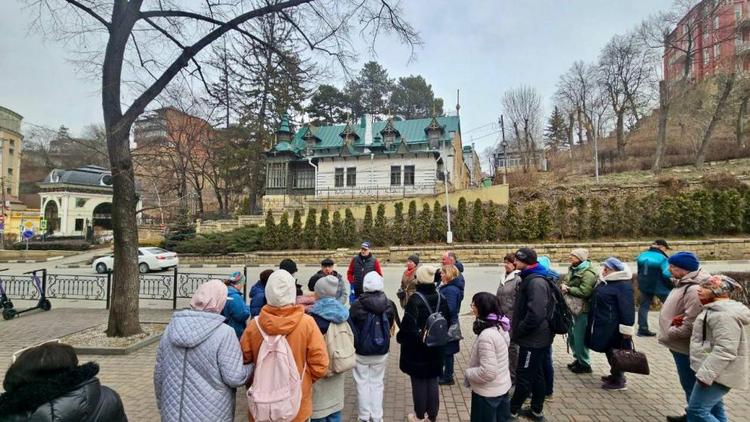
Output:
top-left (404, 266), bottom-right (417, 279)
top-left (310, 297), bottom-right (349, 323)
top-left (571, 260), bottom-right (591, 276)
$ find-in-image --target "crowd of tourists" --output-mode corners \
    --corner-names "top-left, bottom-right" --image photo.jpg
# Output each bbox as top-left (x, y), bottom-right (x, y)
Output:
top-left (0, 240), bottom-right (748, 422)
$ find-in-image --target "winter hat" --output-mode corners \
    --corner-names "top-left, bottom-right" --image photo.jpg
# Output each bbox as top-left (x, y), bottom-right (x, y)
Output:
top-left (702, 275), bottom-right (743, 297)
top-left (190, 279), bottom-right (228, 313)
top-left (538, 256), bottom-right (552, 269)
top-left (258, 269), bottom-right (274, 287)
top-left (363, 271), bottom-right (385, 292)
top-left (279, 258), bottom-right (298, 275)
top-left (227, 271), bottom-right (246, 285)
top-left (603, 257), bottom-right (626, 271)
top-left (265, 269), bottom-right (297, 307)
top-left (407, 254), bottom-right (420, 265)
top-left (320, 258), bottom-right (335, 267)
top-left (668, 251), bottom-right (700, 272)
top-left (570, 248), bottom-right (589, 262)
top-left (416, 265), bottom-right (438, 284)
top-left (314, 275), bottom-right (339, 298)
top-left (361, 241), bottom-right (371, 249)
top-left (514, 248), bottom-right (538, 265)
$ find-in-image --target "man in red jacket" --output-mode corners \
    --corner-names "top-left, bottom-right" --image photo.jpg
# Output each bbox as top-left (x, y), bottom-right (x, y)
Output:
top-left (346, 241), bottom-right (382, 301)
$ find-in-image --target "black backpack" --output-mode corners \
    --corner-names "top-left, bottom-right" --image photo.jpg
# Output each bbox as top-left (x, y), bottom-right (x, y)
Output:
top-left (353, 312), bottom-right (391, 355)
top-left (545, 277), bottom-right (573, 335)
top-left (415, 292), bottom-right (448, 347)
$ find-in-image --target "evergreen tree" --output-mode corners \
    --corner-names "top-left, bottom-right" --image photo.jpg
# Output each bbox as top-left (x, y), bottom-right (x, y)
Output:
top-left (344, 208), bottom-right (358, 246)
top-left (743, 191), bottom-right (750, 233)
top-left (605, 198), bottom-right (624, 238)
top-left (406, 200), bottom-right (418, 245)
top-left (519, 205), bottom-right (537, 241)
top-left (554, 197), bottom-right (570, 240)
top-left (264, 210), bottom-right (278, 249)
top-left (544, 106), bottom-right (568, 153)
top-left (589, 197), bottom-right (604, 239)
top-left (303, 208), bottom-right (318, 248)
top-left (455, 197), bottom-right (469, 242)
top-left (332, 210), bottom-right (344, 248)
top-left (277, 211), bottom-right (291, 249)
top-left (573, 197), bottom-right (589, 239)
top-left (318, 209), bottom-right (332, 249)
top-left (291, 209), bottom-right (303, 240)
top-left (691, 190), bottom-right (714, 235)
top-left (504, 202), bottom-right (520, 241)
top-left (373, 204), bottom-right (388, 246)
top-left (484, 201), bottom-right (500, 242)
top-left (389, 75), bottom-right (444, 119)
top-left (361, 205), bottom-right (374, 242)
top-left (418, 203), bottom-right (432, 244)
top-left (470, 199), bottom-right (485, 243)
top-left (537, 201), bottom-right (553, 240)
top-left (344, 61), bottom-right (394, 116)
top-left (391, 202), bottom-right (405, 246)
top-left (163, 209), bottom-right (196, 251)
top-left (431, 200), bottom-right (446, 242)
top-left (712, 189), bottom-right (742, 234)
top-left (622, 193), bottom-right (643, 237)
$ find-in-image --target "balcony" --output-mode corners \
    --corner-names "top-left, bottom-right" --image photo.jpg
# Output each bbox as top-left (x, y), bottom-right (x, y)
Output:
top-left (736, 41), bottom-right (750, 56)
top-left (737, 15), bottom-right (750, 30)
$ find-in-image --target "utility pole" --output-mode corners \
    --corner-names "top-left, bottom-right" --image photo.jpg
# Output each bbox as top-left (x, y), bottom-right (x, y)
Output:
top-left (499, 115), bottom-right (508, 185)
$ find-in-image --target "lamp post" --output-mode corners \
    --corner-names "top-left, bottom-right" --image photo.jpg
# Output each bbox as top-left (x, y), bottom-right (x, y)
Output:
top-left (499, 115), bottom-right (508, 184)
top-left (443, 155), bottom-right (452, 244)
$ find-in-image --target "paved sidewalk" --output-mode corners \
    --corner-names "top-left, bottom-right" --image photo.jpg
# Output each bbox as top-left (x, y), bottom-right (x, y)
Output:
top-left (1, 308), bottom-right (748, 421)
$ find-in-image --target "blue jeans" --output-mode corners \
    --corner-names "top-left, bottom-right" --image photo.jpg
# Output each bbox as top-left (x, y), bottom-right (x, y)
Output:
top-left (638, 292), bottom-right (667, 331)
top-left (543, 345), bottom-right (554, 396)
top-left (672, 351), bottom-right (697, 404)
top-left (687, 382), bottom-right (729, 422)
top-left (311, 411), bottom-right (342, 422)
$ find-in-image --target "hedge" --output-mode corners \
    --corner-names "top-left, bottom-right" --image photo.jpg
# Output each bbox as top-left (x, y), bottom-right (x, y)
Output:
top-left (13, 240), bottom-right (90, 251)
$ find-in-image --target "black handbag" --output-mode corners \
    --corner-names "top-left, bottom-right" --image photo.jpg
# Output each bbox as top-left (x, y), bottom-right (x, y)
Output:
top-left (612, 340), bottom-right (650, 375)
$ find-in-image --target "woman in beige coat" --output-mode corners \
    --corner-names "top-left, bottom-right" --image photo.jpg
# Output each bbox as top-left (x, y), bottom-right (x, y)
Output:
top-left (687, 275), bottom-right (750, 422)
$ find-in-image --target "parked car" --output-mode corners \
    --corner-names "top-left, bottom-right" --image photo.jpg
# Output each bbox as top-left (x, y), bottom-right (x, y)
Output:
top-left (92, 247), bottom-right (179, 274)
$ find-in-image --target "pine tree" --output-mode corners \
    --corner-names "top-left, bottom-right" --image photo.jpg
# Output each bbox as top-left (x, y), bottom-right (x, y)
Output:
top-left (455, 197), bottom-right (469, 242)
top-left (431, 200), bottom-right (446, 242)
top-left (391, 202), bottom-right (405, 246)
top-left (373, 204), bottom-right (388, 246)
top-left (318, 208), bottom-right (332, 249)
top-left (573, 197), bottom-right (589, 239)
top-left (418, 203), bottom-right (432, 244)
top-left (544, 106), bottom-right (568, 153)
top-left (277, 211), bottom-right (291, 249)
top-left (554, 197), bottom-right (570, 240)
top-left (264, 210), bottom-right (278, 249)
top-left (291, 209), bottom-right (303, 240)
top-left (504, 202), bottom-right (520, 241)
top-left (484, 200), bottom-right (500, 242)
top-left (589, 197), bottom-right (604, 239)
top-left (361, 205), bottom-right (374, 242)
top-left (406, 200), bottom-right (418, 244)
top-left (344, 208), bottom-right (358, 246)
top-left (303, 208), bottom-right (318, 248)
top-left (537, 201), bottom-right (553, 240)
top-left (332, 210), bottom-right (344, 248)
top-left (470, 199), bottom-right (485, 242)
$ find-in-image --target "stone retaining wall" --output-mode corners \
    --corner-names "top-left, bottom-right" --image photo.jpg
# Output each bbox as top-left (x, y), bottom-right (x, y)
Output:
top-left (177, 238), bottom-right (750, 265)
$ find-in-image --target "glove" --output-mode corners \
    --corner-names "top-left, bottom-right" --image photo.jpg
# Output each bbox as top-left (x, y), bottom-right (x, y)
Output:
top-left (671, 315), bottom-right (684, 327)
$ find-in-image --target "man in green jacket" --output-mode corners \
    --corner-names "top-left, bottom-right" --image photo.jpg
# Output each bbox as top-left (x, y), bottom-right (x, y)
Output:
top-left (561, 248), bottom-right (598, 374)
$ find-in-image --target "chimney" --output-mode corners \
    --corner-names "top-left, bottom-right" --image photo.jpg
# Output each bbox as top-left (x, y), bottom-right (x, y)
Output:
top-left (364, 114), bottom-right (373, 146)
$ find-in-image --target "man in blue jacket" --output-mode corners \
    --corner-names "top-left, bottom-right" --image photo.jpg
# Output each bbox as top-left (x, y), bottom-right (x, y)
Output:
top-left (636, 239), bottom-right (673, 337)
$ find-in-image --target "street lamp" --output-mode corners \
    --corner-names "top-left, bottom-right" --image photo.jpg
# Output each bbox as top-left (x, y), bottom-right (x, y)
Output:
top-left (499, 115), bottom-right (508, 184)
top-left (442, 154), bottom-right (452, 244)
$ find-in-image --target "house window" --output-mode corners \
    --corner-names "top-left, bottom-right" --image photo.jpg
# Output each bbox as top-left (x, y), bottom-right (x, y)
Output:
top-left (335, 168), bottom-right (344, 187)
top-left (390, 166), bottom-right (401, 186)
top-left (704, 48), bottom-right (710, 65)
top-left (404, 165), bottom-right (415, 186)
top-left (714, 16), bottom-right (720, 30)
top-left (8, 149), bottom-right (13, 156)
top-left (736, 5), bottom-right (742, 21)
top-left (75, 218), bottom-right (84, 231)
top-left (268, 163), bottom-right (286, 188)
top-left (294, 168), bottom-right (315, 189)
top-left (715, 44), bottom-right (721, 58)
top-left (346, 167), bottom-right (356, 187)
top-left (6, 168), bottom-right (11, 176)
top-left (428, 132), bottom-right (440, 149)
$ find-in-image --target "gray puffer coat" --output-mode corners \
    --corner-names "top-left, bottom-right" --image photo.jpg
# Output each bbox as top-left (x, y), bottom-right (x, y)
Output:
top-left (154, 310), bottom-right (253, 422)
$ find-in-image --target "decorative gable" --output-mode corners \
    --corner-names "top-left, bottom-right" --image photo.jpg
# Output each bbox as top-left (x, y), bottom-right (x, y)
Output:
top-left (339, 121), bottom-right (360, 148)
top-left (379, 118), bottom-right (401, 150)
top-left (424, 116), bottom-right (445, 149)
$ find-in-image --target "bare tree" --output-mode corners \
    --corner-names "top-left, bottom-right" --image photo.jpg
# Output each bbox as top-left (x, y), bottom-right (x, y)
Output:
top-left (26, 0), bottom-right (420, 337)
top-left (501, 85), bottom-right (543, 173)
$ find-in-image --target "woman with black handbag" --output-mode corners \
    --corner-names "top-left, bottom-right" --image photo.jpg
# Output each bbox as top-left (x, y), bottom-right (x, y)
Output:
top-left (585, 257), bottom-right (636, 391)
top-left (438, 264), bottom-right (465, 386)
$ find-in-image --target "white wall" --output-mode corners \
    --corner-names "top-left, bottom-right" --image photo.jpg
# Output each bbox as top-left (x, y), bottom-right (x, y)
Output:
top-left (40, 192), bottom-right (113, 236)
top-left (316, 154), bottom-right (439, 197)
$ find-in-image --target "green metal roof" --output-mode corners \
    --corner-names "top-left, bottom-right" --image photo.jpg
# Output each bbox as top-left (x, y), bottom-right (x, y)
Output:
top-left (275, 115), bottom-right (461, 155)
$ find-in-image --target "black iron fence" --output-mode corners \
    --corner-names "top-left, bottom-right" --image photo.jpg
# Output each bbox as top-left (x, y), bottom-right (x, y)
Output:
top-left (1, 268), bottom-right (248, 310)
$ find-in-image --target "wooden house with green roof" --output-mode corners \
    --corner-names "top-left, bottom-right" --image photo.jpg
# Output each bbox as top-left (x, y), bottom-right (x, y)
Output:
top-left (264, 113), bottom-right (480, 209)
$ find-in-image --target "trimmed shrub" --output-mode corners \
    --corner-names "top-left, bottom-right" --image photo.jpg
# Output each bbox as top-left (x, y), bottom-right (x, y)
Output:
top-left (303, 208), bottom-right (318, 248)
top-left (589, 197), bottom-right (604, 239)
top-left (318, 209), bottom-right (332, 249)
top-left (277, 211), bottom-right (291, 250)
top-left (292, 210), bottom-right (303, 239)
top-left (361, 205), bottom-right (374, 242)
top-left (13, 240), bottom-right (90, 251)
top-left (537, 201), bottom-right (552, 240)
top-left (503, 202), bottom-right (520, 241)
top-left (431, 200), bottom-right (446, 242)
top-left (454, 197), bottom-right (469, 242)
top-left (573, 197), bottom-right (589, 239)
top-left (344, 208), bottom-right (357, 247)
top-left (373, 204), bottom-right (388, 246)
top-left (332, 210), bottom-right (344, 248)
top-left (484, 201), bottom-right (500, 242)
top-left (391, 202), bottom-right (405, 246)
top-left (263, 210), bottom-right (278, 250)
top-left (418, 203), bottom-right (432, 244)
top-left (406, 200), bottom-right (418, 245)
top-left (470, 199), bottom-right (484, 242)
top-left (554, 196), bottom-right (570, 241)
top-left (519, 205), bottom-right (537, 241)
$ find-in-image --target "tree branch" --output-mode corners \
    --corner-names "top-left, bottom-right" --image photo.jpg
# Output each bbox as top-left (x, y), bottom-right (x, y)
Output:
top-left (64, 0), bottom-right (110, 30)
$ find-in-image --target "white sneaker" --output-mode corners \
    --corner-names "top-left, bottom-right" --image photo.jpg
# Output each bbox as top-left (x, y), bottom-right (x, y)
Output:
top-left (407, 413), bottom-right (424, 422)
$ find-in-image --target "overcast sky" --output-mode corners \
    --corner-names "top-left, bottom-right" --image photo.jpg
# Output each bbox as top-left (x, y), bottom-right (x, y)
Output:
top-left (1, 0), bottom-right (672, 156)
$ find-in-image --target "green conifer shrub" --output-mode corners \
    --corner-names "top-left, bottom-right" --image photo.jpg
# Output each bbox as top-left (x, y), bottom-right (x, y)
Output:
top-left (318, 209), bottom-right (332, 249)
top-left (303, 208), bottom-right (318, 248)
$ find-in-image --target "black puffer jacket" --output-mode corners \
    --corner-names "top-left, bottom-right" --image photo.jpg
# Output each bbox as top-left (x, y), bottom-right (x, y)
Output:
top-left (350, 291), bottom-right (400, 334)
top-left (0, 362), bottom-right (127, 422)
top-left (397, 283), bottom-right (450, 378)
top-left (511, 266), bottom-right (554, 348)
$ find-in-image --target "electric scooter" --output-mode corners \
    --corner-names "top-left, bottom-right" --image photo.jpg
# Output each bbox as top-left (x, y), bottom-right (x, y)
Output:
top-left (0, 268), bottom-right (14, 320)
top-left (2, 269), bottom-right (51, 320)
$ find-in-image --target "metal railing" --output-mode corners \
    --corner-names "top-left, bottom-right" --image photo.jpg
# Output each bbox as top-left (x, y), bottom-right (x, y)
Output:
top-left (1, 268), bottom-right (248, 310)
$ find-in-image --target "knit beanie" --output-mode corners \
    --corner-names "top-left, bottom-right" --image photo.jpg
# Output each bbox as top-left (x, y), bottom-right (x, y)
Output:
top-left (279, 258), bottom-right (298, 275)
top-left (363, 271), bottom-right (384, 292)
top-left (668, 251), bottom-right (700, 272)
top-left (603, 257), bottom-right (625, 271)
top-left (265, 269), bottom-right (297, 307)
top-left (227, 271), bottom-right (246, 285)
top-left (258, 269), bottom-right (274, 287)
top-left (314, 275), bottom-right (339, 298)
top-left (407, 254), bottom-right (420, 266)
top-left (416, 265), bottom-right (438, 284)
top-left (514, 248), bottom-right (538, 265)
top-left (570, 248), bottom-right (589, 262)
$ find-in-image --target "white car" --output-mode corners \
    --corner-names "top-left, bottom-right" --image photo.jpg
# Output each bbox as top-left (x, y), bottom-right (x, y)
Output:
top-left (92, 247), bottom-right (179, 274)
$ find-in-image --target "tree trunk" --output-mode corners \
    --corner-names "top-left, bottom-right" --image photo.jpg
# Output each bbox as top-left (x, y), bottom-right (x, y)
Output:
top-left (737, 96), bottom-right (748, 148)
top-left (696, 74), bottom-right (736, 168)
top-left (615, 111), bottom-right (625, 156)
top-left (652, 80), bottom-right (669, 174)
top-left (576, 108), bottom-right (584, 145)
top-left (567, 111), bottom-right (574, 158)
